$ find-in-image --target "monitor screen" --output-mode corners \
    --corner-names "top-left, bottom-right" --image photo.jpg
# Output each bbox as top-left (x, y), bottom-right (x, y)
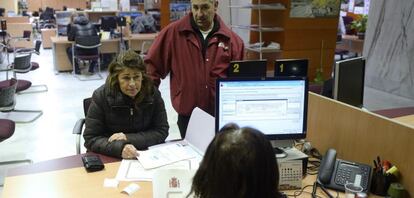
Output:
top-left (334, 57), bottom-right (365, 108)
top-left (100, 16), bottom-right (117, 31)
top-left (215, 77), bottom-right (308, 140)
top-left (227, 60), bottom-right (267, 78)
top-left (274, 59), bottom-right (308, 77)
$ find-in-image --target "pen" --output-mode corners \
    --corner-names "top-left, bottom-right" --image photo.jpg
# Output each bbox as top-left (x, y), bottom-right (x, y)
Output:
top-left (373, 160), bottom-right (378, 171)
top-left (377, 156), bottom-right (382, 173)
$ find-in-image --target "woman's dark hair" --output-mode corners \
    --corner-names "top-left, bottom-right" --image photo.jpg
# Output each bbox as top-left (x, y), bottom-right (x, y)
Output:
top-left (189, 123), bottom-right (280, 198)
top-left (107, 50), bottom-right (153, 106)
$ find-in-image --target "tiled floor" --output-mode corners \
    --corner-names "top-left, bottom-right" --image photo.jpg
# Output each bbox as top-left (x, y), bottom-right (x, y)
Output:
top-left (1, 45), bottom-right (413, 196)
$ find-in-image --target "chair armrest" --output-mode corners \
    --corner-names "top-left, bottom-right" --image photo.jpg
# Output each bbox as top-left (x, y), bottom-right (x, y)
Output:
top-left (73, 118), bottom-right (85, 135)
top-left (73, 118), bottom-right (85, 154)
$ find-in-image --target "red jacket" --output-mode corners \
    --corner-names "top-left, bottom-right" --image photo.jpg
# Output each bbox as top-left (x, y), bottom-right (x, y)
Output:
top-left (145, 14), bottom-right (244, 116)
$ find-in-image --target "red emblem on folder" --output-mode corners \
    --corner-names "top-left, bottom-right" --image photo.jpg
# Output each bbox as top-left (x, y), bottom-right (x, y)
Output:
top-left (169, 177), bottom-right (180, 188)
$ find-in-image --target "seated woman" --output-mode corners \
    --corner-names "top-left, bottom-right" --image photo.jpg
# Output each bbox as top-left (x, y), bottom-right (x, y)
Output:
top-left (83, 50), bottom-right (169, 159)
top-left (189, 123), bottom-right (282, 198)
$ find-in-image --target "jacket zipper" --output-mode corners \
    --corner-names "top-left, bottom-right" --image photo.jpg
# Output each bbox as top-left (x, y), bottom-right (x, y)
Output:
top-left (130, 108), bottom-right (133, 116)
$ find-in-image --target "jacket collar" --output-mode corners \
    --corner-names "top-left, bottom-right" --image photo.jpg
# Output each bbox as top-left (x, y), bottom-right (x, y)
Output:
top-left (178, 13), bottom-right (233, 40)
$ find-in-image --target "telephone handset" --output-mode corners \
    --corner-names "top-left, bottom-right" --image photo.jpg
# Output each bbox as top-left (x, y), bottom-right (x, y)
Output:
top-left (317, 149), bottom-right (372, 193)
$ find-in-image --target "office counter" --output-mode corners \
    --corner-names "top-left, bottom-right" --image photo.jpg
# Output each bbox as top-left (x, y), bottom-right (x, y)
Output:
top-left (306, 93), bottom-right (414, 196)
top-left (393, 114), bottom-right (414, 127)
top-left (3, 153), bottom-right (358, 198)
top-left (3, 93), bottom-right (412, 197)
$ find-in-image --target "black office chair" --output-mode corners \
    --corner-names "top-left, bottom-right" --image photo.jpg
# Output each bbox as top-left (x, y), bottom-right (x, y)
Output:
top-left (72, 35), bottom-right (102, 80)
top-left (73, 98), bottom-right (92, 154)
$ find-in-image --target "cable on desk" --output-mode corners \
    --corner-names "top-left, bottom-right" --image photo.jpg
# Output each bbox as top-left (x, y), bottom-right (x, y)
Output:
top-left (285, 184), bottom-right (321, 198)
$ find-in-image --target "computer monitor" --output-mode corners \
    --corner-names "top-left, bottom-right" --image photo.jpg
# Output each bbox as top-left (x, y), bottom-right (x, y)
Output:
top-left (100, 16), bottom-right (117, 31)
top-left (274, 59), bottom-right (308, 77)
top-left (215, 77), bottom-right (308, 157)
top-left (333, 57), bottom-right (365, 108)
top-left (227, 60), bottom-right (267, 78)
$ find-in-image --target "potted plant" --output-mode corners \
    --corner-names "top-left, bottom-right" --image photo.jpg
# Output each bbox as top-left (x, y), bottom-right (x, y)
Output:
top-left (351, 14), bottom-right (368, 39)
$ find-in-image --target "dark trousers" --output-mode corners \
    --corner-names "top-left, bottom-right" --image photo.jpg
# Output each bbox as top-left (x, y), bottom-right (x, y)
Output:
top-left (177, 114), bottom-right (191, 139)
top-left (66, 47), bottom-right (98, 73)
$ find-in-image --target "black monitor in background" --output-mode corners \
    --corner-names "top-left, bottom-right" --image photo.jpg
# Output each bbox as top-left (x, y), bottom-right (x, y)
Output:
top-left (215, 77), bottom-right (308, 158)
top-left (0, 8), bottom-right (5, 17)
top-left (93, 23), bottom-right (101, 32)
top-left (334, 57), bottom-right (365, 108)
top-left (1, 19), bottom-right (6, 31)
top-left (100, 16), bottom-right (117, 31)
top-left (227, 60), bottom-right (267, 78)
top-left (117, 16), bottom-right (126, 27)
top-left (274, 59), bottom-right (308, 78)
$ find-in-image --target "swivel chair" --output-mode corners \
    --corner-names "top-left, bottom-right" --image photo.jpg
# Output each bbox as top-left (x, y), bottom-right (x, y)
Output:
top-left (0, 118), bottom-right (32, 186)
top-left (0, 78), bottom-right (43, 123)
top-left (73, 97), bottom-right (92, 154)
top-left (72, 35), bottom-right (102, 80)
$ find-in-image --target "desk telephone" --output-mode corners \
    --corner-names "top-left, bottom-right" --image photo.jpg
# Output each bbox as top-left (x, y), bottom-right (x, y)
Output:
top-left (318, 149), bottom-right (372, 193)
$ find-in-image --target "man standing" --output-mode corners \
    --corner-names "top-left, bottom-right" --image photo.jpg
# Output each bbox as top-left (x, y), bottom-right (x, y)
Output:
top-left (145, 0), bottom-right (244, 138)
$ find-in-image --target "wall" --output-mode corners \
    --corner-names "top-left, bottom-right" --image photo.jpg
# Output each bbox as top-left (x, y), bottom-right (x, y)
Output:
top-left (364, 0), bottom-right (414, 101)
top-left (0, 0), bottom-right (18, 14)
top-left (26, 0), bottom-right (87, 12)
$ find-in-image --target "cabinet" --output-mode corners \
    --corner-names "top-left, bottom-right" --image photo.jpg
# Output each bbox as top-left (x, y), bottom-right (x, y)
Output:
top-left (230, 0), bottom-right (338, 80)
top-left (229, 0), bottom-right (285, 59)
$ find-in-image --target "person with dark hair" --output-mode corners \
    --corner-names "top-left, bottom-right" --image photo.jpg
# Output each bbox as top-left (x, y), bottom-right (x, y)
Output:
top-left (188, 123), bottom-right (282, 198)
top-left (145, 0), bottom-right (244, 139)
top-left (66, 14), bottom-right (99, 75)
top-left (83, 50), bottom-right (169, 159)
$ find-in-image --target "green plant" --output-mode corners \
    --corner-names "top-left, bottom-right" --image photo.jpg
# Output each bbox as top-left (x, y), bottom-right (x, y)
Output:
top-left (351, 14), bottom-right (368, 33)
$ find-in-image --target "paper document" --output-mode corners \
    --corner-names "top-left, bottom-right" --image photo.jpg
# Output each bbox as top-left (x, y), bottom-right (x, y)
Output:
top-left (138, 143), bottom-right (197, 170)
top-left (116, 160), bottom-right (192, 181)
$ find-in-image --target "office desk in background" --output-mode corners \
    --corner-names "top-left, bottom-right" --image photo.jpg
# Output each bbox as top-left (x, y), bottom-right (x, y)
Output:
top-left (2, 153), bottom-right (355, 198)
top-left (51, 36), bottom-right (122, 72)
top-left (128, 33), bottom-right (158, 54)
top-left (336, 35), bottom-right (364, 55)
top-left (51, 34), bottom-right (158, 73)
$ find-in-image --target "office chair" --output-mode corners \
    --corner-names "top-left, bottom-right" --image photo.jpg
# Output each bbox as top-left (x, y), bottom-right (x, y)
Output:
top-left (6, 49), bottom-right (47, 94)
top-left (0, 118), bottom-right (32, 186)
top-left (73, 97), bottom-right (92, 154)
top-left (0, 78), bottom-right (43, 123)
top-left (7, 30), bottom-right (32, 53)
top-left (13, 40), bottom-right (48, 94)
top-left (72, 35), bottom-right (102, 80)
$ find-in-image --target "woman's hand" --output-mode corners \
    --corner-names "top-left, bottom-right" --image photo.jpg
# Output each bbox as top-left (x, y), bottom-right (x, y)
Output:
top-left (122, 144), bottom-right (140, 159)
top-left (108, 132), bottom-right (127, 142)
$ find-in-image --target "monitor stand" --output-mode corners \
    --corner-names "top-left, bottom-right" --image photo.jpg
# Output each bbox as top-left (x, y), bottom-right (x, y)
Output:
top-left (271, 140), bottom-right (294, 158)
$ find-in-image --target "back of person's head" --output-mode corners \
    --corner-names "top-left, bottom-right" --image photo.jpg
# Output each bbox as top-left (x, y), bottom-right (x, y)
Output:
top-left (107, 50), bottom-right (153, 103)
top-left (189, 123), bottom-right (280, 198)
